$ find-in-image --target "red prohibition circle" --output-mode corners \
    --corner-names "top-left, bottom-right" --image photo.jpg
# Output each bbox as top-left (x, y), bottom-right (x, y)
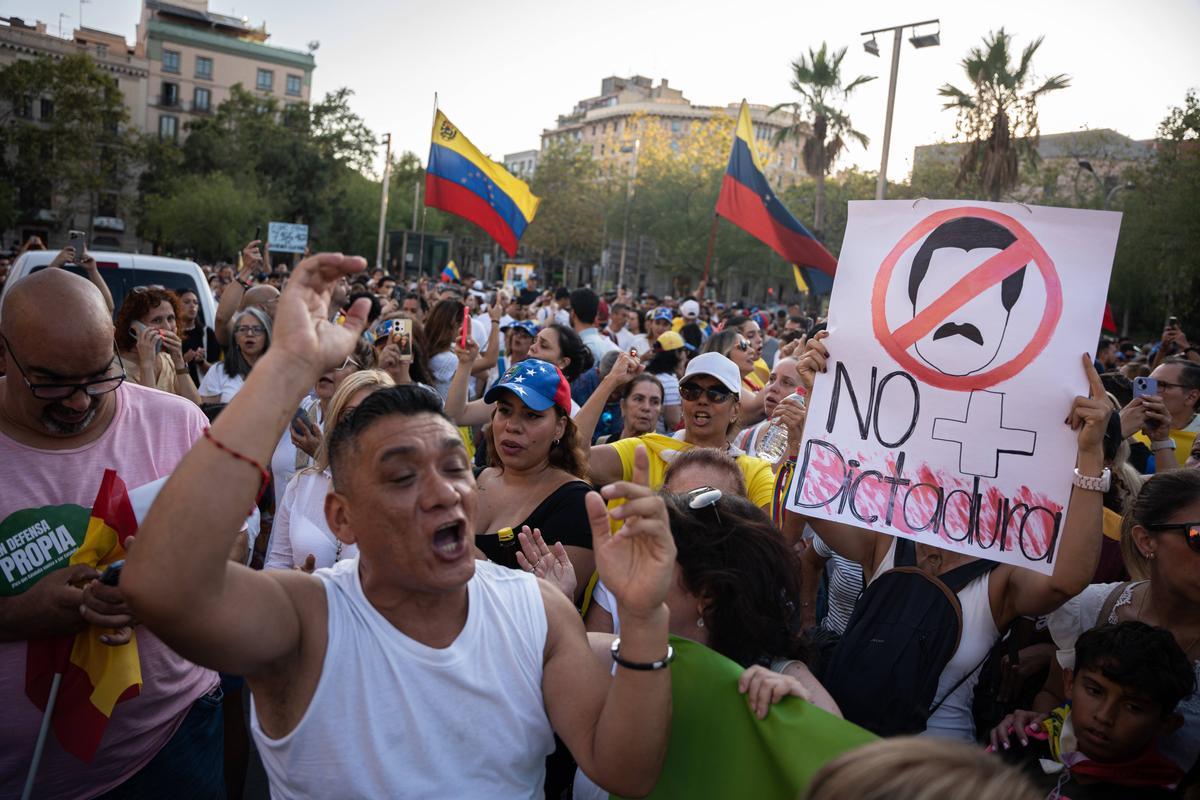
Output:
top-left (870, 206), bottom-right (1063, 392)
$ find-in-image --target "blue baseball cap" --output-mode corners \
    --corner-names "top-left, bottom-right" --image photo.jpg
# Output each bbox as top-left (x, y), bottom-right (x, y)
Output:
top-left (506, 320), bottom-right (538, 338)
top-left (484, 358), bottom-right (572, 414)
top-left (651, 307), bottom-right (674, 322)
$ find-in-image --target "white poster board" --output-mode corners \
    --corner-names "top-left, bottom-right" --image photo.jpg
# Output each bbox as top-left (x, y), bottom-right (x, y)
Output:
top-left (784, 200), bottom-right (1120, 575)
top-left (268, 221), bottom-right (309, 254)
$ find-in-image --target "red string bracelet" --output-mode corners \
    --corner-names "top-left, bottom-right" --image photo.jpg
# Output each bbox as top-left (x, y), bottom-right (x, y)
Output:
top-left (202, 428), bottom-right (270, 508)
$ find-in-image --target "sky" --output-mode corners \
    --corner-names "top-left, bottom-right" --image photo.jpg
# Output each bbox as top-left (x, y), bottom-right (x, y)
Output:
top-left (8, 0), bottom-right (1200, 182)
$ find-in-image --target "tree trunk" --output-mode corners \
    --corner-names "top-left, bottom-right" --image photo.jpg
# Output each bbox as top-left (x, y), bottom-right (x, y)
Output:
top-left (814, 171), bottom-right (826, 237)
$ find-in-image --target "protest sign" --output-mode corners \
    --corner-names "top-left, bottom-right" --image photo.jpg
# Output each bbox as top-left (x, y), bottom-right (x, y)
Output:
top-left (268, 221), bottom-right (309, 254)
top-left (785, 200), bottom-right (1120, 574)
top-left (503, 262), bottom-right (535, 293)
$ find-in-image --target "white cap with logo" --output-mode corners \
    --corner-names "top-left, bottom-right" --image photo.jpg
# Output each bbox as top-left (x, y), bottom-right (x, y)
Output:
top-left (680, 299), bottom-right (700, 318)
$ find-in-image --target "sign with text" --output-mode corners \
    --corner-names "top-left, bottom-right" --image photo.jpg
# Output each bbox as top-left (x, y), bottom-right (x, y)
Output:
top-left (503, 262), bottom-right (535, 293)
top-left (268, 221), bottom-right (309, 254)
top-left (785, 201), bottom-right (1120, 574)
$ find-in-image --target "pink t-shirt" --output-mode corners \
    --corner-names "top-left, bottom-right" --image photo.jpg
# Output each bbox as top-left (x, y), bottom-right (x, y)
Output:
top-left (0, 382), bottom-right (218, 799)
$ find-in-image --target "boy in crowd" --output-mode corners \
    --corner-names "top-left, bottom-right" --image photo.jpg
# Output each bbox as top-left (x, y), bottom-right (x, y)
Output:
top-left (990, 621), bottom-right (1194, 798)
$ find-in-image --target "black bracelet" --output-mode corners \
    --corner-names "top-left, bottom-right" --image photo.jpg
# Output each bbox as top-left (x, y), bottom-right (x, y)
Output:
top-left (610, 638), bottom-right (674, 671)
top-left (236, 278), bottom-right (252, 290)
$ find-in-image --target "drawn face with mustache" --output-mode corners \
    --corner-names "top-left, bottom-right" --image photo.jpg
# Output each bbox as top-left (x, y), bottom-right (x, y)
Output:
top-left (908, 217), bottom-right (1028, 377)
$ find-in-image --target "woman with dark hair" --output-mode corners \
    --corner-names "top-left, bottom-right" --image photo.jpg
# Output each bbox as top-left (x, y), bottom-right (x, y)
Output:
top-left (473, 358), bottom-right (595, 602)
top-left (597, 374), bottom-right (663, 444)
top-left (199, 307), bottom-right (270, 403)
top-left (1009, 469), bottom-right (1200, 774)
top-left (420, 298), bottom-right (465, 400)
top-left (113, 287), bottom-right (202, 405)
top-left (645, 331), bottom-right (687, 432)
top-left (703, 329), bottom-right (764, 423)
top-left (530, 323), bottom-right (593, 383)
top-left (373, 317), bottom-right (435, 389)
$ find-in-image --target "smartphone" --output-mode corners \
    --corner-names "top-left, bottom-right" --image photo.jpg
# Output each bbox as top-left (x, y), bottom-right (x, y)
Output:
top-left (291, 407), bottom-right (312, 436)
top-left (67, 230), bottom-right (87, 264)
top-left (1133, 377), bottom-right (1159, 399)
top-left (99, 560), bottom-right (125, 587)
top-left (392, 318), bottom-right (413, 363)
top-left (1166, 316), bottom-right (1180, 329)
top-left (255, 225), bottom-right (262, 244)
top-left (129, 320), bottom-right (162, 354)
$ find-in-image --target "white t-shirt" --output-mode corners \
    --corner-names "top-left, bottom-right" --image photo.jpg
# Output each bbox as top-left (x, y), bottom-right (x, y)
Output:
top-left (197, 361), bottom-right (245, 402)
top-left (266, 469), bottom-right (358, 571)
top-left (429, 350), bottom-right (458, 401)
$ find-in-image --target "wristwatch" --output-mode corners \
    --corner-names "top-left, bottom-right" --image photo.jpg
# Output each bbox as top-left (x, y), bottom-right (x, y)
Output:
top-left (1151, 438), bottom-right (1177, 451)
top-left (1072, 467), bottom-right (1111, 493)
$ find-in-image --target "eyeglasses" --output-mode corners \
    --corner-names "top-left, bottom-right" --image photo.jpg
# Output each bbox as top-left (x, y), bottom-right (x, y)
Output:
top-left (679, 382), bottom-right (733, 404)
top-left (1, 333), bottom-right (125, 400)
top-left (233, 325), bottom-right (266, 335)
top-left (1145, 522), bottom-right (1200, 553)
top-left (732, 340), bottom-right (751, 352)
top-left (1156, 380), bottom-right (1195, 392)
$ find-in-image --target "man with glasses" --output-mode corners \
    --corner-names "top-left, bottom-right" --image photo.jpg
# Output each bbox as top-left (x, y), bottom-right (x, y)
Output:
top-left (584, 352), bottom-right (776, 511)
top-left (1129, 357), bottom-right (1200, 472)
top-left (0, 270), bottom-right (223, 798)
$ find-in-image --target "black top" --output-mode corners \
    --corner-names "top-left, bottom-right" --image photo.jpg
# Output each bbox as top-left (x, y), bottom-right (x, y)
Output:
top-left (182, 324), bottom-right (222, 386)
top-left (475, 480), bottom-right (594, 565)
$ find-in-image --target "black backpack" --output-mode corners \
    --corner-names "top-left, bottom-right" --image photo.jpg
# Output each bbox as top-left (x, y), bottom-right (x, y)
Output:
top-left (822, 538), bottom-right (998, 737)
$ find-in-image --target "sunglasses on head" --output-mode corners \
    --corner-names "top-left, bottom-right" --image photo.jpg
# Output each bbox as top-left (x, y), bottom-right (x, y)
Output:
top-left (1145, 522), bottom-right (1200, 553)
top-left (679, 382), bottom-right (733, 404)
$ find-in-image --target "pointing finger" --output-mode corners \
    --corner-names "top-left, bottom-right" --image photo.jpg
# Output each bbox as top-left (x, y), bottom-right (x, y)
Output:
top-left (1082, 354), bottom-right (1105, 400)
top-left (631, 444), bottom-right (650, 488)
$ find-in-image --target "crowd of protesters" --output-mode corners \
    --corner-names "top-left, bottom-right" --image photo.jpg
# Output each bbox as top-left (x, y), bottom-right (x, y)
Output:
top-left (1, 234), bottom-right (1199, 800)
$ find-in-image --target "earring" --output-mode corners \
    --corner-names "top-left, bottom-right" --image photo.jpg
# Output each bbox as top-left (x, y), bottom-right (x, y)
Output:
top-left (696, 617), bottom-right (705, 629)
top-left (552, 438), bottom-right (560, 446)
top-left (1149, 551), bottom-right (1157, 560)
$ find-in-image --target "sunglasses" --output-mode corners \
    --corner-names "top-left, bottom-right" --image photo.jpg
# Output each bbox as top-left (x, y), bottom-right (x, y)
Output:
top-left (732, 340), bottom-right (751, 352)
top-left (1145, 522), bottom-right (1200, 552)
top-left (683, 485), bottom-right (723, 526)
top-left (679, 382), bottom-right (733, 404)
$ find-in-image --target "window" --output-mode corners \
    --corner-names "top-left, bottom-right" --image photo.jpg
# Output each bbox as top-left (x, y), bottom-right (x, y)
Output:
top-left (163, 49), bottom-right (180, 73)
top-left (195, 56), bottom-right (213, 79)
top-left (256, 68), bottom-right (274, 91)
top-left (193, 87), bottom-right (211, 112)
top-left (286, 73), bottom-right (302, 96)
top-left (161, 81), bottom-right (179, 107)
top-left (17, 95), bottom-right (32, 119)
top-left (39, 98), bottom-right (54, 120)
top-left (159, 115), bottom-right (178, 141)
top-left (671, 120), bottom-right (682, 133)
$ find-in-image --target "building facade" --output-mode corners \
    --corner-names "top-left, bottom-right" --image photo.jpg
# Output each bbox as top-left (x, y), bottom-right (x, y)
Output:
top-left (503, 149), bottom-right (539, 181)
top-left (136, 0), bottom-right (315, 143)
top-left (541, 76), bottom-right (809, 189)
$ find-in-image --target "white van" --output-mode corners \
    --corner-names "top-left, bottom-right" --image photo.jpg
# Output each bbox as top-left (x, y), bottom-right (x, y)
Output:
top-left (0, 250), bottom-right (216, 330)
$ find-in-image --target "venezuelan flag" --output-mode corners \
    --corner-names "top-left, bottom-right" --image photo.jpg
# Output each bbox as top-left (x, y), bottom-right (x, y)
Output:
top-left (25, 469), bottom-right (142, 762)
top-left (440, 260), bottom-right (460, 283)
top-left (426, 110), bottom-right (540, 257)
top-left (715, 101), bottom-right (837, 294)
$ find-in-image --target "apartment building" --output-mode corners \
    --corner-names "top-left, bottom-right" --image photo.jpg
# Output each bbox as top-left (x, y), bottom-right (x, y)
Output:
top-left (136, 0), bottom-right (316, 142)
top-left (541, 76), bottom-right (809, 188)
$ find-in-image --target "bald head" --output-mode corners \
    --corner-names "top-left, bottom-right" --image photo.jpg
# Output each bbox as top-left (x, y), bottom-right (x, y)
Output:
top-left (1, 269), bottom-right (113, 345)
top-left (241, 285), bottom-right (280, 319)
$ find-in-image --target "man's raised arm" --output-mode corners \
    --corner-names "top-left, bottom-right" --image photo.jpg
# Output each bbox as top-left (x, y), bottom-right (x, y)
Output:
top-left (122, 253), bottom-right (371, 676)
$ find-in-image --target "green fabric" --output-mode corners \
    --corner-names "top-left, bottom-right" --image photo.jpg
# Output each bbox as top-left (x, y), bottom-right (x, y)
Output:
top-left (616, 637), bottom-right (876, 800)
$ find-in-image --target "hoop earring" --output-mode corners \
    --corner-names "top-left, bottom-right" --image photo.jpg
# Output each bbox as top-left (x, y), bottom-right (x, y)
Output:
top-left (696, 617), bottom-right (705, 629)
top-left (552, 439), bottom-right (560, 447)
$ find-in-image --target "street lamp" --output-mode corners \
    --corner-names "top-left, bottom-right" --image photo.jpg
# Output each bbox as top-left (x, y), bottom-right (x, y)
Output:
top-left (616, 139), bottom-right (640, 294)
top-left (1078, 160), bottom-right (1134, 210)
top-left (862, 18), bottom-right (941, 200)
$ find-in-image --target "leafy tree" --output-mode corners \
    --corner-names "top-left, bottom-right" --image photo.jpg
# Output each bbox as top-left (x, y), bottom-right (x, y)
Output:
top-left (0, 54), bottom-right (137, 236)
top-left (938, 29), bottom-right (1070, 201)
top-left (141, 173), bottom-right (269, 262)
top-left (770, 43), bottom-right (875, 236)
top-left (523, 142), bottom-right (605, 277)
top-left (1110, 91), bottom-right (1200, 335)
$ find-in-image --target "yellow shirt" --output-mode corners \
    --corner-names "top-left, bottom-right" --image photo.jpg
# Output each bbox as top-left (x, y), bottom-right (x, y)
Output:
top-left (748, 358), bottom-right (769, 389)
top-left (608, 433), bottom-right (776, 509)
top-left (1133, 428), bottom-right (1197, 469)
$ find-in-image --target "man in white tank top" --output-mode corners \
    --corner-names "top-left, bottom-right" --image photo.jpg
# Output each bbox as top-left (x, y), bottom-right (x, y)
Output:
top-left (123, 253), bottom-right (679, 799)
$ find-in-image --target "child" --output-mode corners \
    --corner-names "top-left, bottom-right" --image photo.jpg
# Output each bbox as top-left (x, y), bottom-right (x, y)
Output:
top-left (989, 621), bottom-right (1194, 798)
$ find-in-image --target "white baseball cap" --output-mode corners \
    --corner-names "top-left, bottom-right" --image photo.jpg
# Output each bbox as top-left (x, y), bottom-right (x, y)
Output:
top-left (682, 352), bottom-right (741, 397)
top-left (680, 299), bottom-right (700, 318)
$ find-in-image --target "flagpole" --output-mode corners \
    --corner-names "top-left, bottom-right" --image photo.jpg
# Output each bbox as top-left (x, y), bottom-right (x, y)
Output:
top-left (419, 92), bottom-right (437, 277)
top-left (22, 672), bottom-right (62, 800)
top-left (701, 212), bottom-right (719, 285)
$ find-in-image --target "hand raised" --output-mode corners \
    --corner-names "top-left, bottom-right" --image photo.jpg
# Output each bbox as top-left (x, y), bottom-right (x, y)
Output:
top-left (605, 351), bottom-right (642, 388)
top-left (268, 253), bottom-right (370, 381)
top-left (796, 331), bottom-right (828, 392)
top-left (515, 526), bottom-right (576, 600)
top-left (1068, 354), bottom-right (1111, 456)
top-left (241, 240), bottom-right (264, 277)
top-left (592, 446), bottom-right (676, 618)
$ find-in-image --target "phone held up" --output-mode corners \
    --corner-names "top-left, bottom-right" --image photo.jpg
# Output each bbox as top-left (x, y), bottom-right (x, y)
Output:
top-left (391, 318), bottom-right (413, 363)
top-left (67, 229), bottom-right (87, 265)
top-left (1132, 376), bottom-right (1159, 400)
top-left (129, 320), bottom-right (163, 354)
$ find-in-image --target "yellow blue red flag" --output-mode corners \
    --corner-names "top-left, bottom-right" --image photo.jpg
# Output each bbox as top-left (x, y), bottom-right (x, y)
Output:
top-left (426, 110), bottom-right (540, 256)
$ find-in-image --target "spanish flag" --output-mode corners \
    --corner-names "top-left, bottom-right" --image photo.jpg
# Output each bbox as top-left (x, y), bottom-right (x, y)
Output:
top-left (25, 470), bottom-right (142, 762)
top-left (715, 101), bottom-right (837, 294)
top-left (426, 110), bottom-right (540, 256)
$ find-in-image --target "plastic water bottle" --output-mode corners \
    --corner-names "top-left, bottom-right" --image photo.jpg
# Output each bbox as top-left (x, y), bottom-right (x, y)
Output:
top-left (757, 392), bottom-right (806, 464)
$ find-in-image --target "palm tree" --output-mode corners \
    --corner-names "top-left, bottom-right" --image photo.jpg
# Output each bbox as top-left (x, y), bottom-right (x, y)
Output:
top-left (938, 28), bottom-right (1070, 201)
top-left (771, 43), bottom-right (875, 237)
